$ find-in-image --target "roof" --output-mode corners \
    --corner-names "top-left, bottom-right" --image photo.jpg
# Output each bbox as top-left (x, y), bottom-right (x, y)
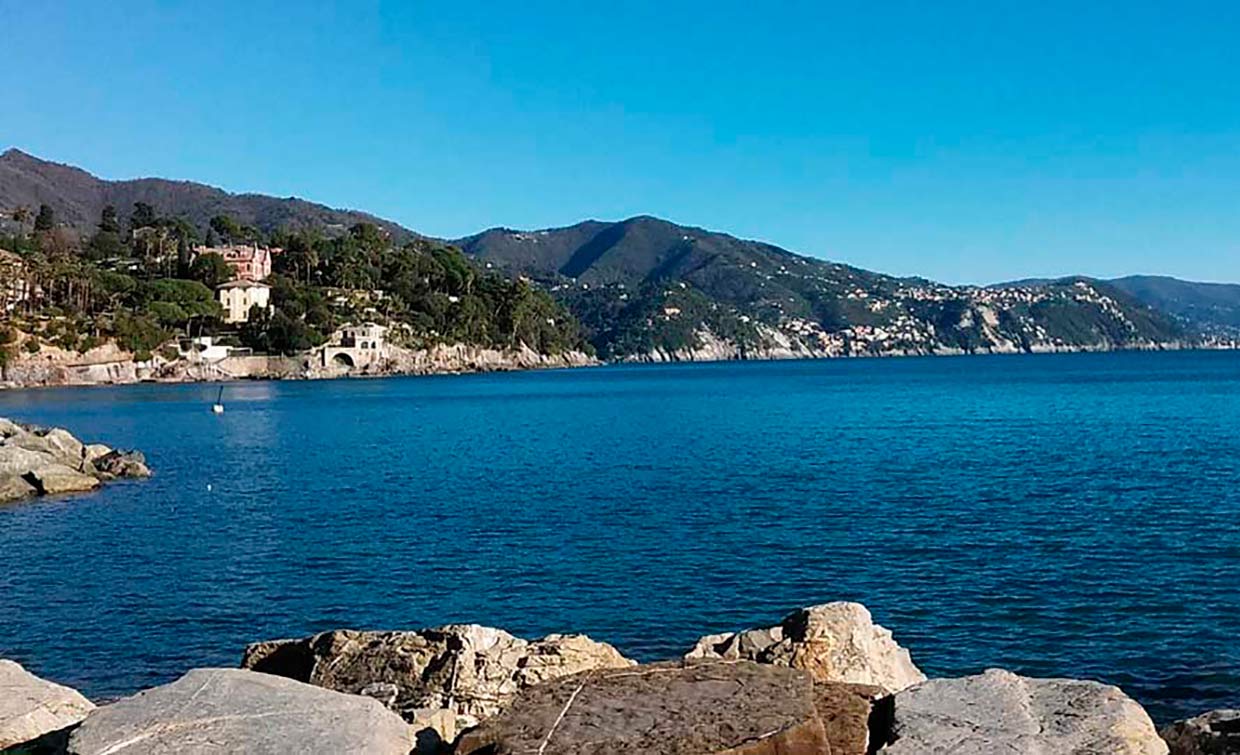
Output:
top-left (216, 280), bottom-right (271, 291)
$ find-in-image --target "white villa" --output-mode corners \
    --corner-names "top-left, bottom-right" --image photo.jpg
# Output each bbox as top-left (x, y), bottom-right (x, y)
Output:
top-left (216, 280), bottom-right (272, 324)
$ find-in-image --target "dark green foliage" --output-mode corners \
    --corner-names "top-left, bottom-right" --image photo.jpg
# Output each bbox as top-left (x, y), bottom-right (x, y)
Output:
top-left (189, 252), bottom-right (233, 288)
top-left (33, 204), bottom-right (54, 231)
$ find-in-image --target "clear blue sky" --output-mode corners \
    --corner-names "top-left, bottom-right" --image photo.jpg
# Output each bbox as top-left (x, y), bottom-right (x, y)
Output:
top-left (3, 1), bottom-right (1238, 284)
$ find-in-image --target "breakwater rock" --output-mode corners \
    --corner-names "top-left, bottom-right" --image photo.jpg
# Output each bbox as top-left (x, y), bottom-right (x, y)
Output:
top-left (0, 418), bottom-right (149, 504)
top-left (4, 601), bottom-right (1232, 753)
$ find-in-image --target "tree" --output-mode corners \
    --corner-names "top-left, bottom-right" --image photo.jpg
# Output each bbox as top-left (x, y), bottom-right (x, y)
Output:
top-left (99, 205), bottom-right (121, 233)
top-left (130, 202), bottom-right (157, 231)
top-left (86, 205), bottom-right (125, 260)
top-left (189, 252), bottom-right (233, 288)
top-left (33, 204), bottom-right (54, 232)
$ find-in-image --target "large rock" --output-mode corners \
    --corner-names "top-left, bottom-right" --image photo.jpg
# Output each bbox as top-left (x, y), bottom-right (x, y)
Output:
top-left (815, 682), bottom-right (884, 755)
top-left (67, 668), bottom-right (415, 755)
top-left (1161, 709), bottom-right (1240, 754)
top-left (242, 625), bottom-right (635, 721)
top-left (0, 473), bottom-right (38, 504)
top-left (686, 602), bottom-right (925, 692)
top-left (455, 660), bottom-right (831, 755)
top-left (0, 444), bottom-right (53, 476)
top-left (878, 668), bottom-right (1168, 754)
top-left (0, 659), bottom-right (95, 750)
top-left (23, 465), bottom-right (101, 495)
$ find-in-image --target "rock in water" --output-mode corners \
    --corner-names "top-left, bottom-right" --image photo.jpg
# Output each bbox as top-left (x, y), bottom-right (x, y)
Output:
top-left (242, 625), bottom-right (635, 720)
top-left (0, 659), bottom-right (95, 750)
top-left (23, 466), bottom-right (101, 495)
top-left (878, 668), bottom-right (1168, 754)
top-left (0, 474), bottom-right (38, 504)
top-left (67, 668), bottom-right (414, 755)
top-left (455, 660), bottom-right (831, 755)
top-left (91, 450), bottom-right (151, 479)
top-left (1161, 709), bottom-right (1240, 754)
top-left (685, 602), bottom-right (925, 692)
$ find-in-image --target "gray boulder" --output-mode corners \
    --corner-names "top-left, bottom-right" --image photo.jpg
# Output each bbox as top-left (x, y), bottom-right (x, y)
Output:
top-left (1161, 709), bottom-right (1240, 754)
top-left (878, 668), bottom-right (1168, 754)
top-left (455, 660), bottom-right (831, 755)
top-left (0, 445), bottom-right (53, 476)
top-left (242, 624), bottom-right (634, 721)
top-left (0, 659), bottom-right (95, 750)
top-left (67, 668), bottom-right (415, 755)
top-left (686, 602), bottom-right (925, 692)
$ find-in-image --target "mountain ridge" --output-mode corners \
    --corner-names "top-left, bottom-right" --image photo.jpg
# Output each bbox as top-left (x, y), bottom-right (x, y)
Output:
top-left (1, 148), bottom-right (1229, 359)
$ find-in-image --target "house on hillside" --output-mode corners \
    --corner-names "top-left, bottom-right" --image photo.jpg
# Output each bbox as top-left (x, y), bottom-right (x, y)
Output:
top-left (319, 323), bottom-right (388, 370)
top-left (216, 280), bottom-right (272, 323)
top-left (194, 243), bottom-right (278, 282)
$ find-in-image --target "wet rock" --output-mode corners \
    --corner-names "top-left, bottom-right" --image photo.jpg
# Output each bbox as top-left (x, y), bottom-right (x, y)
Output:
top-left (242, 624), bottom-right (635, 721)
top-left (0, 659), bottom-right (95, 750)
top-left (455, 660), bottom-right (831, 755)
top-left (23, 465), bottom-right (101, 495)
top-left (1161, 709), bottom-right (1240, 754)
top-left (815, 682), bottom-right (884, 755)
top-left (878, 668), bottom-right (1168, 754)
top-left (686, 602), bottom-right (925, 692)
top-left (67, 668), bottom-right (414, 755)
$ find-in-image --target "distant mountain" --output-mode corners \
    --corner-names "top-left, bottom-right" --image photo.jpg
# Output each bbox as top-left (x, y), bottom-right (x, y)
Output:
top-left (1107, 276), bottom-right (1240, 334)
top-left (997, 275), bottom-right (1240, 336)
top-left (0, 148), bottom-right (414, 241)
top-left (458, 218), bottom-right (1193, 359)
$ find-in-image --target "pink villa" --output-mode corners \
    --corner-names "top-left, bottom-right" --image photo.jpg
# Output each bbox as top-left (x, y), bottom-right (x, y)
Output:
top-left (194, 243), bottom-right (277, 281)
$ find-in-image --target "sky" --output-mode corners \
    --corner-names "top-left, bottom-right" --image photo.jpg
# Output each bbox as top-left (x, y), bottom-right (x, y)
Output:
top-left (1, 1), bottom-right (1238, 284)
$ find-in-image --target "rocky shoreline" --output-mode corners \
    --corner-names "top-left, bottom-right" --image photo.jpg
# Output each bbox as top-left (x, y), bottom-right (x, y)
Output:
top-left (0, 419), bottom-right (149, 504)
top-left (3, 603), bottom-right (1232, 754)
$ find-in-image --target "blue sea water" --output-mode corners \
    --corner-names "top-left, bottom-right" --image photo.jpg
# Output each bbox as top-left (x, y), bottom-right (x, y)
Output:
top-left (1, 351), bottom-right (1238, 724)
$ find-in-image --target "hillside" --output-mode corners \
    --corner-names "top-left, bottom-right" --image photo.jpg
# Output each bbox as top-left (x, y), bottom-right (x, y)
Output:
top-left (1107, 276), bottom-right (1240, 335)
top-left (0, 150), bottom-right (1207, 362)
top-left (458, 218), bottom-right (1193, 359)
top-left (0, 149), bottom-right (413, 241)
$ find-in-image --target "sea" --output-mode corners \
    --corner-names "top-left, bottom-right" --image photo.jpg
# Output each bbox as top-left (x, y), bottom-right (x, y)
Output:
top-left (1, 350), bottom-right (1238, 724)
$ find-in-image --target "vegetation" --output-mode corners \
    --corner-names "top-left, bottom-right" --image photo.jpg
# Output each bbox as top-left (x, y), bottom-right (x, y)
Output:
top-left (0, 202), bottom-right (589, 362)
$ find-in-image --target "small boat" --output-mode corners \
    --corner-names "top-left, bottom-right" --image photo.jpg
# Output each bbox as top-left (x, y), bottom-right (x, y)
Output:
top-left (211, 386), bottom-right (225, 414)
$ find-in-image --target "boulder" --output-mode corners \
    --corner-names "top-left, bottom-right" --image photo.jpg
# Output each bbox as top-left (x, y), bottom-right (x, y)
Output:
top-left (0, 659), bottom-right (95, 750)
top-left (454, 660), bottom-right (831, 755)
top-left (23, 465), bottom-right (101, 495)
top-left (878, 668), bottom-right (1168, 754)
top-left (815, 681), bottom-right (884, 755)
top-left (0, 473), bottom-right (38, 504)
top-left (242, 625), bottom-right (635, 721)
top-left (686, 602), bottom-right (925, 692)
top-left (409, 708), bottom-right (459, 755)
top-left (92, 450), bottom-right (151, 479)
top-left (0, 417), bottom-right (23, 438)
top-left (38, 428), bottom-right (86, 468)
top-left (1161, 709), bottom-right (1240, 754)
top-left (67, 668), bottom-right (415, 755)
top-left (0, 445), bottom-right (53, 476)
top-left (83, 444), bottom-right (113, 465)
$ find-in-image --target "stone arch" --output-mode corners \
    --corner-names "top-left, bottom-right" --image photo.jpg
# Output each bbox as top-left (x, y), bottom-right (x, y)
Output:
top-left (332, 352), bottom-right (355, 368)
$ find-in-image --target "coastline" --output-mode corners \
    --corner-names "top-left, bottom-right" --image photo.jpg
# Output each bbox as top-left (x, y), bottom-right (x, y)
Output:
top-left (2, 337), bottom-right (1232, 391)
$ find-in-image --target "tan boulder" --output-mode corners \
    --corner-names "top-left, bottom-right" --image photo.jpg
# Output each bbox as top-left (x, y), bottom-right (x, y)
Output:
top-left (0, 659), bottom-right (95, 750)
top-left (686, 602), bottom-right (925, 692)
top-left (455, 660), bottom-right (831, 755)
top-left (242, 624), bottom-right (635, 721)
top-left (0, 474), bottom-right (38, 504)
top-left (24, 465), bottom-right (101, 495)
top-left (1161, 709), bottom-right (1240, 754)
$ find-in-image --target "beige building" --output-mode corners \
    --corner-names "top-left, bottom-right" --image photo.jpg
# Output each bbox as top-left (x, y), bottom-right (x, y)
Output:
top-left (216, 280), bottom-right (272, 324)
top-left (0, 249), bottom-right (31, 311)
top-left (321, 323), bottom-right (388, 370)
